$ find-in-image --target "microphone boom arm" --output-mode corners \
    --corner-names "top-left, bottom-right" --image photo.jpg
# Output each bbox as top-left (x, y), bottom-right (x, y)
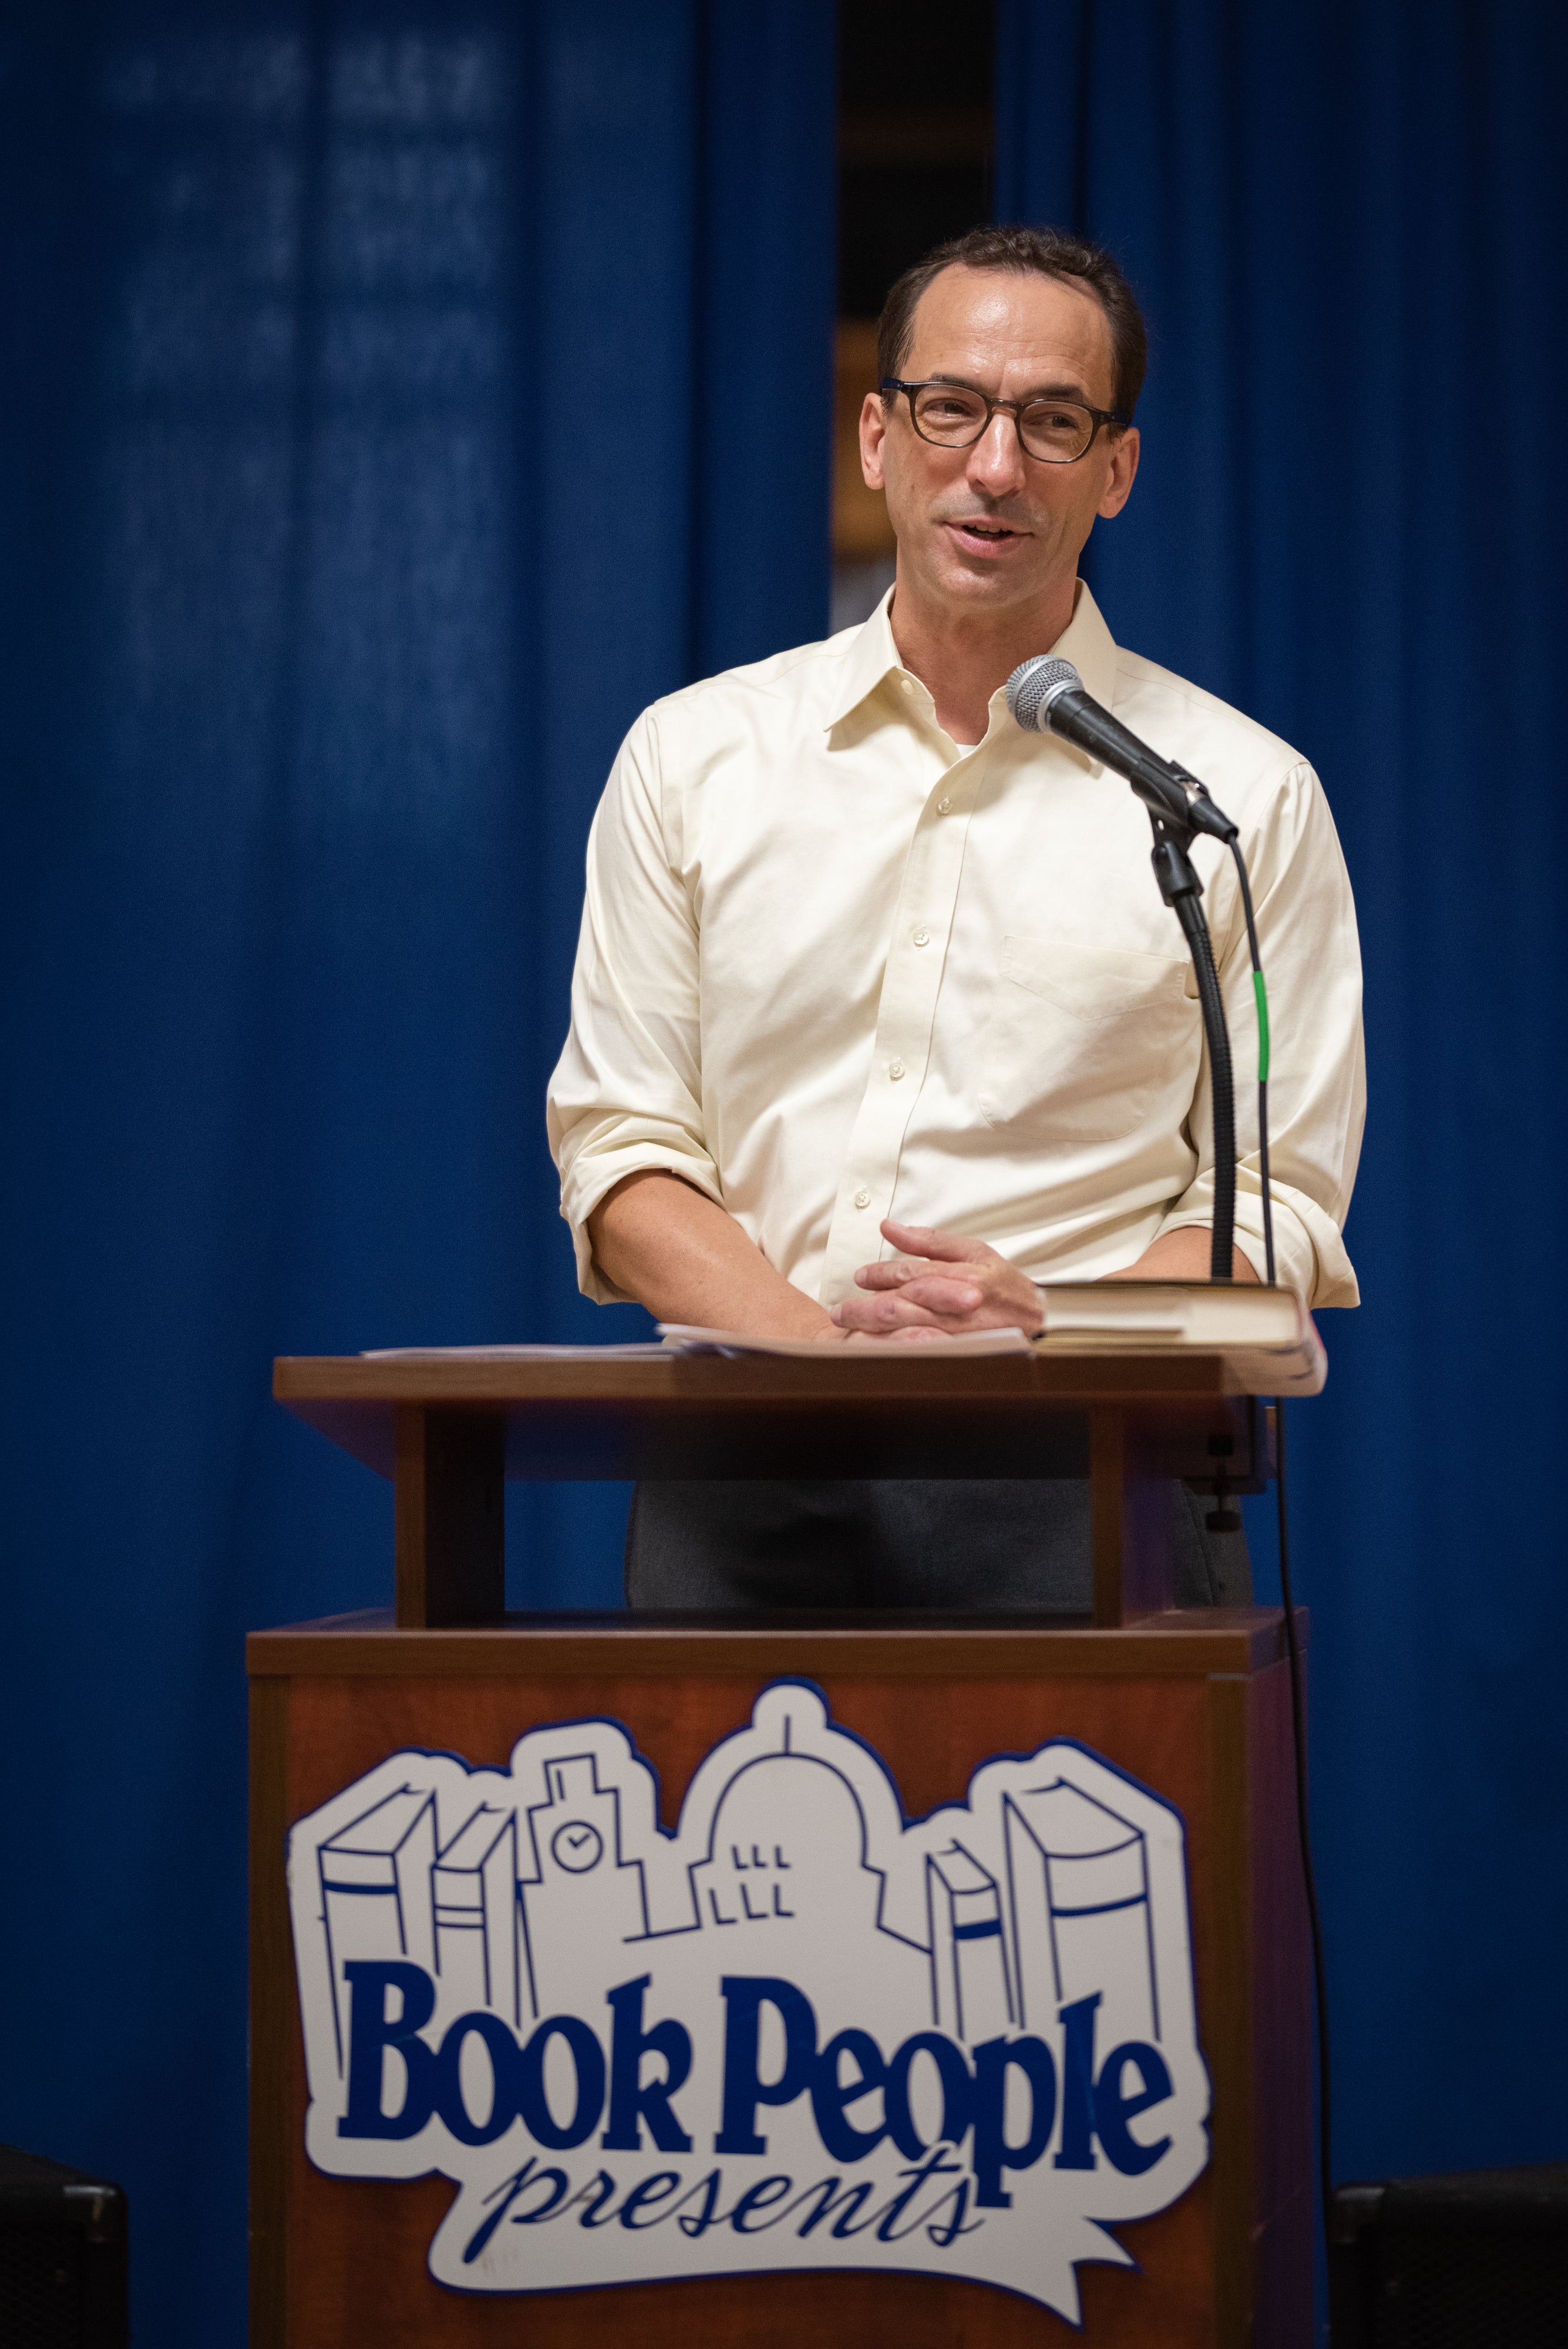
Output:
top-left (1145, 811), bottom-right (1237, 1284)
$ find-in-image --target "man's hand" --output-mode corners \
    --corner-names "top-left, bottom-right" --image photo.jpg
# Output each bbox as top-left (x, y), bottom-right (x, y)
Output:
top-left (830, 1221), bottom-right (1045, 1342)
top-left (832, 1217), bottom-right (1260, 1341)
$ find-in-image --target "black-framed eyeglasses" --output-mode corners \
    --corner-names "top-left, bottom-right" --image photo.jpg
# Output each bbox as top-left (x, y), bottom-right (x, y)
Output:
top-left (880, 378), bottom-right (1132, 465)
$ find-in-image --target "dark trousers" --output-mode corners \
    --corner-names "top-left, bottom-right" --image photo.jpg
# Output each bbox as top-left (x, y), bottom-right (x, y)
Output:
top-left (624, 1477), bottom-right (1251, 1612)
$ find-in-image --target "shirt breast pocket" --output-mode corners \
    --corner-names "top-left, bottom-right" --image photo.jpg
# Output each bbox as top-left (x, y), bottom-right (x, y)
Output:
top-left (978, 934), bottom-right (1199, 1145)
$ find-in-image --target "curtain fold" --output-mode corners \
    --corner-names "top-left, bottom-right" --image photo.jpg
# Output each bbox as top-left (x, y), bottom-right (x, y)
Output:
top-left (997, 0), bottom-right (1568, 2181)
top-left (0, 6), bottom-right (832, 2340)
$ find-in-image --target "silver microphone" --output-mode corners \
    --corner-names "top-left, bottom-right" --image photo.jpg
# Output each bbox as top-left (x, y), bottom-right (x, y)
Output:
top-left (1005, 655), bottom-right (1237, 842)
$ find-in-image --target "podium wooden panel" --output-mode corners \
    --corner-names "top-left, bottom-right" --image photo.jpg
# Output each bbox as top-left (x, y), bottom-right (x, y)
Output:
top-left (251, 1351), bottom-right (1311, 2348)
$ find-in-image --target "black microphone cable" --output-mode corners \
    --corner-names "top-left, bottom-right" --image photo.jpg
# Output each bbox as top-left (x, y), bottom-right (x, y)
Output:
top-left (1224, 823), bottom-right (1335, 2243)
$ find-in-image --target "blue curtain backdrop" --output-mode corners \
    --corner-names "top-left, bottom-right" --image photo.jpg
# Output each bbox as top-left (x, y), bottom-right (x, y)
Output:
top-left (0, 4), bottom-right (832, 2341)
top-left (997, 0), bottom-right (1568, 2188)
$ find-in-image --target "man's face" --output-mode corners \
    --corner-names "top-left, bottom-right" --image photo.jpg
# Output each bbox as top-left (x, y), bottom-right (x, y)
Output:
top-left (860, 265), bottom-right (1140, 619)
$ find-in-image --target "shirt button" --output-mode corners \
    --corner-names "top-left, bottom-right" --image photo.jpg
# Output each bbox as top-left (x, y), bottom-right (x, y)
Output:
top-left (936, 796), bottom-right (952, 813)
top-left (900, 678), bottom-right (916, 695)
top-left (854, 1187), bottom-right (871, 1209)
top-left (913, 927), bottom-right (930, 946)
top-left (889, 1059), bottom-right (906, 1080)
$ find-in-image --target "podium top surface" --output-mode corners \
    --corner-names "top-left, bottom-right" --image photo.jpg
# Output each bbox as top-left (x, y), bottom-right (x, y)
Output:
top-left (274, 1342), bottom-right (1301, 1485)
top-left (277, 1341), bottom-right (1303, 1405)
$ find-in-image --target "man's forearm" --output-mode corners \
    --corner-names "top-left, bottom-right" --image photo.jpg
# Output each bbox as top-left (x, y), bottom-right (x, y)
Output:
top-left (1106, 1227), bottom-right (1261, 1283)
top-left (586, 1170), bottom-right (837, 1340)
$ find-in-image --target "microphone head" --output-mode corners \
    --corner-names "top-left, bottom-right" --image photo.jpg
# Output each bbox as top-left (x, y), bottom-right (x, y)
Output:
top-left (1005, 655), bottom-right (1082, 733)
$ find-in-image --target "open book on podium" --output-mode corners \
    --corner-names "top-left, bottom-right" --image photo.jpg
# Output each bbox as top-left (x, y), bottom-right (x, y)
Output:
top-left (364, 1281), bottom-right (1320, 1392)
top-left (658, 1278), bottom-right (1323, 1392)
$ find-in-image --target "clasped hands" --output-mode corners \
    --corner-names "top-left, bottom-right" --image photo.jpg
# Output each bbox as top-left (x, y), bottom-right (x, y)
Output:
top-left (827, 1220), bottom-right (1044, 1344)
top-left (826, 1215), bottom-right (1253, 1339)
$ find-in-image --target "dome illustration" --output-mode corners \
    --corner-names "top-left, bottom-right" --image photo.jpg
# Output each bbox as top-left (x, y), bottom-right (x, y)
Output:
top-left (691, 1753), bottom-right (880, 1933)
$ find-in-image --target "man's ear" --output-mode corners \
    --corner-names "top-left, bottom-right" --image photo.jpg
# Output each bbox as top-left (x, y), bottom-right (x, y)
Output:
top-left (1097, 425), bottom-right (1140, 519)
top-left (859, 392), bottom-right (889, 492)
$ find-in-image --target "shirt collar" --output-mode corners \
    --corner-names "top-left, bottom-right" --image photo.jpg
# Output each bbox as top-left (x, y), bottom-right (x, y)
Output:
top-left (823, 577), bottom-right (1122, 735)
top-left (823, 587), bottom-right (905, 730)
top-left (1031, 576), bottom-right (1120, 715)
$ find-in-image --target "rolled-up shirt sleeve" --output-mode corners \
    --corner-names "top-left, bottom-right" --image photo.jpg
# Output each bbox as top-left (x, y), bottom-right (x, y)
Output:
top-left (1155, 759), bottom-right (1365, 1305)
top-left (547, 709), bottom-right (721, 1303)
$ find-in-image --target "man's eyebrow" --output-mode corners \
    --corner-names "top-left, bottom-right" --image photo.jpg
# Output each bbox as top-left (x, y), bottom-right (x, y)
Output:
top-left (926, 369), bottom-right (1096, 403)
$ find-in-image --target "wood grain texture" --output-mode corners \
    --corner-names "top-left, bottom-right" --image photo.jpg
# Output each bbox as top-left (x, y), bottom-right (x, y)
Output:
top-left (1207, 1673), bottom-right (1253, 2343)
top-left (247, 1643), bottom-right (1312, 2347)
top-left (276, 1352), bottom-right (1278, 1407)
top-left (274, 1355), bottom-right (1273, 1489)
top-left (1089, 1406), bottom-right (1175, 1626)
top-left (393, 1408), bottom-right (504, 1627)
top-left (249, 1677), bottom-right (291, 2349)
top-left (247, 1608), bottom-right (1294, 1681)
top-left (1249, 1660), bottom-right (1314, 2344)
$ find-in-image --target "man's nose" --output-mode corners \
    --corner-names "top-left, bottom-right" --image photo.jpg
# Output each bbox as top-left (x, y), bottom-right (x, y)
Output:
top-left (967, 410), bottom-right (1028, 497)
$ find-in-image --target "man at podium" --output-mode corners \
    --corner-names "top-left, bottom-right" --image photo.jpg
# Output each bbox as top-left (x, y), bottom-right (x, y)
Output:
top-left (547, 225), bottom-right (1364, 1614)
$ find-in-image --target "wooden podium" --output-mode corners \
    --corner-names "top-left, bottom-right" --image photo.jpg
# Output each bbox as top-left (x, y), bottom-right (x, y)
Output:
top-left (250, 1345), bottom-right (1311, 2347)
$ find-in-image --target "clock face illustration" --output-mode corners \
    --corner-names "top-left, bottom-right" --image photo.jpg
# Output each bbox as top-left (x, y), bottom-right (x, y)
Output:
top-left (550, 1820), bottom-right (604, 1874)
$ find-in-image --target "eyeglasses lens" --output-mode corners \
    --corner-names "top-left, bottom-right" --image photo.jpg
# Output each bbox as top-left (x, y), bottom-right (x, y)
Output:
top-left (910, 385), bottom-right (1095, 463)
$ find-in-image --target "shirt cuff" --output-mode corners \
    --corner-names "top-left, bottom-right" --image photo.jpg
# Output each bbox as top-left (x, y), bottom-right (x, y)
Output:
top-left (1155, 1174), bottom-right (1360, 1308)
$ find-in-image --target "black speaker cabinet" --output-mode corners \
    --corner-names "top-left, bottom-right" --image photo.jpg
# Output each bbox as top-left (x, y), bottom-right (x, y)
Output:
top-left (1330, 2163), bottom-right (1568, 2348)
top-left (0, 2146), bottom-right (129, 2349)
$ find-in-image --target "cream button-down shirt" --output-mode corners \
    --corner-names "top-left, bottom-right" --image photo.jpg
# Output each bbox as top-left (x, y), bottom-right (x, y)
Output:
top-left (548, 584), bottom-right (1364, 1310)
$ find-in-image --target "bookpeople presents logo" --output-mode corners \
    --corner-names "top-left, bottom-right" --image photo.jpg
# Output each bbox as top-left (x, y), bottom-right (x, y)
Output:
top-left (288, 1682), bottom-right (1209, 2321)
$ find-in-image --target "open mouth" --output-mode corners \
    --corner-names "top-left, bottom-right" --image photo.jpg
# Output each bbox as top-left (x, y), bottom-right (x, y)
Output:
top-left (948, 519), bottom-right (1025, 550)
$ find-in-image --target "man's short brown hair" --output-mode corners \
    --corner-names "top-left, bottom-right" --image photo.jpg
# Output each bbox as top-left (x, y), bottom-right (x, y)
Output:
top-left (876, 224), bottom-right (1149, 420)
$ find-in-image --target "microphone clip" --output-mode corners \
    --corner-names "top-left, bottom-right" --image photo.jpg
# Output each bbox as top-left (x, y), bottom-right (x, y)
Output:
top-left (1147, 809), bottom-right (1204, 921)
